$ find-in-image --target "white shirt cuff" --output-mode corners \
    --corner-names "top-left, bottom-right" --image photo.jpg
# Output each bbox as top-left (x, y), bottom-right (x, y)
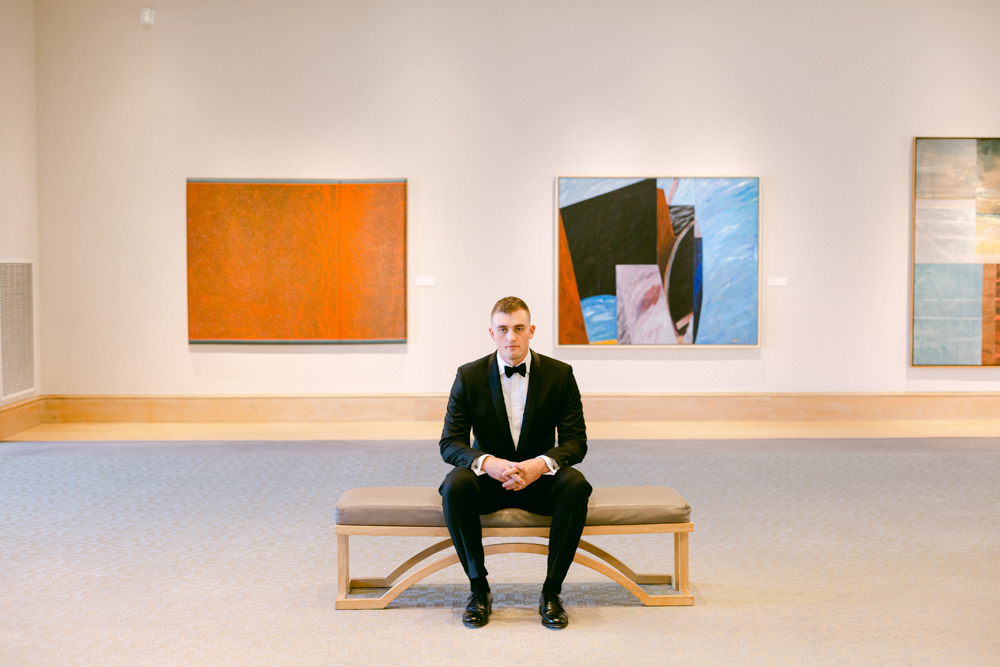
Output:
top-left (472, 454), bottom-right (489, 476)
top-left (538, 455), bottom-right (558, 475)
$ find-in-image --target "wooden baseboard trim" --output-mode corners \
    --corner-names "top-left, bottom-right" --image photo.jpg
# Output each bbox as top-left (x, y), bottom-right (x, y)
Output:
top-left (5, 392), bottom-right (1000, 440)
top-left (581, 392), bottom-right (1000, 422)
top-left (0, 396), bottom-right (45, 439)
top-left (41, 394), bottom-right (451, 424)
top-left (23, 392), bottom-right (1000, 428)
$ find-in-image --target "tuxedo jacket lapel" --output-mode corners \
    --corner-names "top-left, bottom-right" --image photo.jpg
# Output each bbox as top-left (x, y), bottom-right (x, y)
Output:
top-left (487, 356), bottom-right (517, 456)
top-left (518, 350), bottom-right (541, 450)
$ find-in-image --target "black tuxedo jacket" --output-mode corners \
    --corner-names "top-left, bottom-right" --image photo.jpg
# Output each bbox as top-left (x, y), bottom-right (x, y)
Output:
top-left (439, 350), bottom-right (587, 470)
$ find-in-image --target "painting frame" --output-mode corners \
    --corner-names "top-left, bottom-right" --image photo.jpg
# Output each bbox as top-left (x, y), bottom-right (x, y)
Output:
top-left (554, 175), bottom-right (761, 349)
top-left (911, 137), bottom-right (1000, 367)
top-left (186, 177), bottom-right (407, 345)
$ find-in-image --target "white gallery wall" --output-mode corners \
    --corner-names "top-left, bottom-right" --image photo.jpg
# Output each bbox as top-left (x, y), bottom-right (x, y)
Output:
top-left (31, 0), bottom-right (1000, 396)
top-left (0, 0), bottom-right (40, 405)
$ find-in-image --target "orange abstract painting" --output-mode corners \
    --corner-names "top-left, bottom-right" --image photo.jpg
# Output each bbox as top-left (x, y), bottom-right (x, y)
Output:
top-left (187, 179), bottom-right (406, 343)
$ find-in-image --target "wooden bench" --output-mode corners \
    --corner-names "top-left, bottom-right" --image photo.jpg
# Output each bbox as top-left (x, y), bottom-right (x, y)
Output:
top-left (334, 486), bottom-right (693, 609)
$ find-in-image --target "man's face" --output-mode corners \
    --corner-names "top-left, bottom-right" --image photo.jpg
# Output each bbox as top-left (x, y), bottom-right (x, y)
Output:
top-left (489, 309), bottom-right (534, 366)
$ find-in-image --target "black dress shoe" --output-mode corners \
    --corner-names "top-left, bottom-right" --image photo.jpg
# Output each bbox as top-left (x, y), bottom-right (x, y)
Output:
top-left (462, 589), bottom-right (493, 628)
top-left (538, 590), bottom-right (568, 628)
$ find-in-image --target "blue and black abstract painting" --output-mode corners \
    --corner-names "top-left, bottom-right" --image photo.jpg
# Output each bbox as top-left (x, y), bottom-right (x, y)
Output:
top-left (557, 177), bottom-right (759, 346)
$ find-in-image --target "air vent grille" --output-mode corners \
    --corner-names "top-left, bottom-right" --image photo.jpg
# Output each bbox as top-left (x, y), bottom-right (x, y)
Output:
top-left (1, 262), bottom-right (35, 397)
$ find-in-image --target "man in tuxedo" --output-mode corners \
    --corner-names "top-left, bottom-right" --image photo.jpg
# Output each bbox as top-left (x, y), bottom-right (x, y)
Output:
top-left (439, 296), bottom-right (592, 629)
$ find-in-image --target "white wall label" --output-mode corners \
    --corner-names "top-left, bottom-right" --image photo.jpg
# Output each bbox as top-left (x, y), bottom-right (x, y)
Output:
top-left (415, 277), bottom-right (435, 286)
top-left (767, 276), bottom-right (788, 286)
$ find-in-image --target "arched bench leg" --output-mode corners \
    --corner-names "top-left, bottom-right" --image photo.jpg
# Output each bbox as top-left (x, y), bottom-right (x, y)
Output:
top-left (576, 539), bottom-right (672, 585)
top-left (335, 541), bottom-right (692, 609)
top-left (350, 538), bottom-right (454, 588)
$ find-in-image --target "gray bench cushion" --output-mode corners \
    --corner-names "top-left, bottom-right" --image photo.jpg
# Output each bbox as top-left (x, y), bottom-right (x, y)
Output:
top-left (335, 486), bottom-right (690, 527)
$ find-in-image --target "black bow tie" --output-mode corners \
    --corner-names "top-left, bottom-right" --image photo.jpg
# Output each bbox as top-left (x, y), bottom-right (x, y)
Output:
top-left (504, 363), bottom-right (526, 378)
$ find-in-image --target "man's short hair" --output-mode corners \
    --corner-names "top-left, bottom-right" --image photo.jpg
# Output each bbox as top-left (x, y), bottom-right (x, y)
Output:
top-left (491, 296), bottom-right (530, 321)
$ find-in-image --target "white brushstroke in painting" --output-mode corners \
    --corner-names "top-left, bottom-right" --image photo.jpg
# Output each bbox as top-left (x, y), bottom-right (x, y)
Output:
top-left (914, 199), bottom-right (975, 263)
top-left (615, 265), bottom-right (677, 344)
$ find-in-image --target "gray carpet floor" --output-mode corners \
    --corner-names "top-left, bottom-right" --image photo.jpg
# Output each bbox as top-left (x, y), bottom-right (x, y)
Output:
top-left (1, 438), bottom-right (998, 665)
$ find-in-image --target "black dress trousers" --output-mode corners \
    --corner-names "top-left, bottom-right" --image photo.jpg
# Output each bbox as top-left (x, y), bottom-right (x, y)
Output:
top-left (439, 464), bottom-right (592, 582)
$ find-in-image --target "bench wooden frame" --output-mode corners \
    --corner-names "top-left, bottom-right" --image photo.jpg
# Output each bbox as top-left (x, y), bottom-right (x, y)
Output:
top-left (335, 522), bottom-right (693, 609)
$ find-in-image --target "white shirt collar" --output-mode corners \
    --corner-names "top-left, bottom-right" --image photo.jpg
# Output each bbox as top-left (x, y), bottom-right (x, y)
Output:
top-left (497, 350), bottom-right (531, 375)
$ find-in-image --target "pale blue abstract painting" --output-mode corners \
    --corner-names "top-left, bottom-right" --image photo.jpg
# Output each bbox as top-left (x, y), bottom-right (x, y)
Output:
top-left (912, 263), bottom-right (982, 365)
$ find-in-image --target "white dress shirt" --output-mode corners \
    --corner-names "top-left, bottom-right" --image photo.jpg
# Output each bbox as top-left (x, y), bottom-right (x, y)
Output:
top-left (471, 351), bottom-right (559, 476)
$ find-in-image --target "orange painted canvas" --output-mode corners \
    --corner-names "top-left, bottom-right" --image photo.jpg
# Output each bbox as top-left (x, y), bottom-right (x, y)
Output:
top-left (187, 179), bottom-right (406, 343)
